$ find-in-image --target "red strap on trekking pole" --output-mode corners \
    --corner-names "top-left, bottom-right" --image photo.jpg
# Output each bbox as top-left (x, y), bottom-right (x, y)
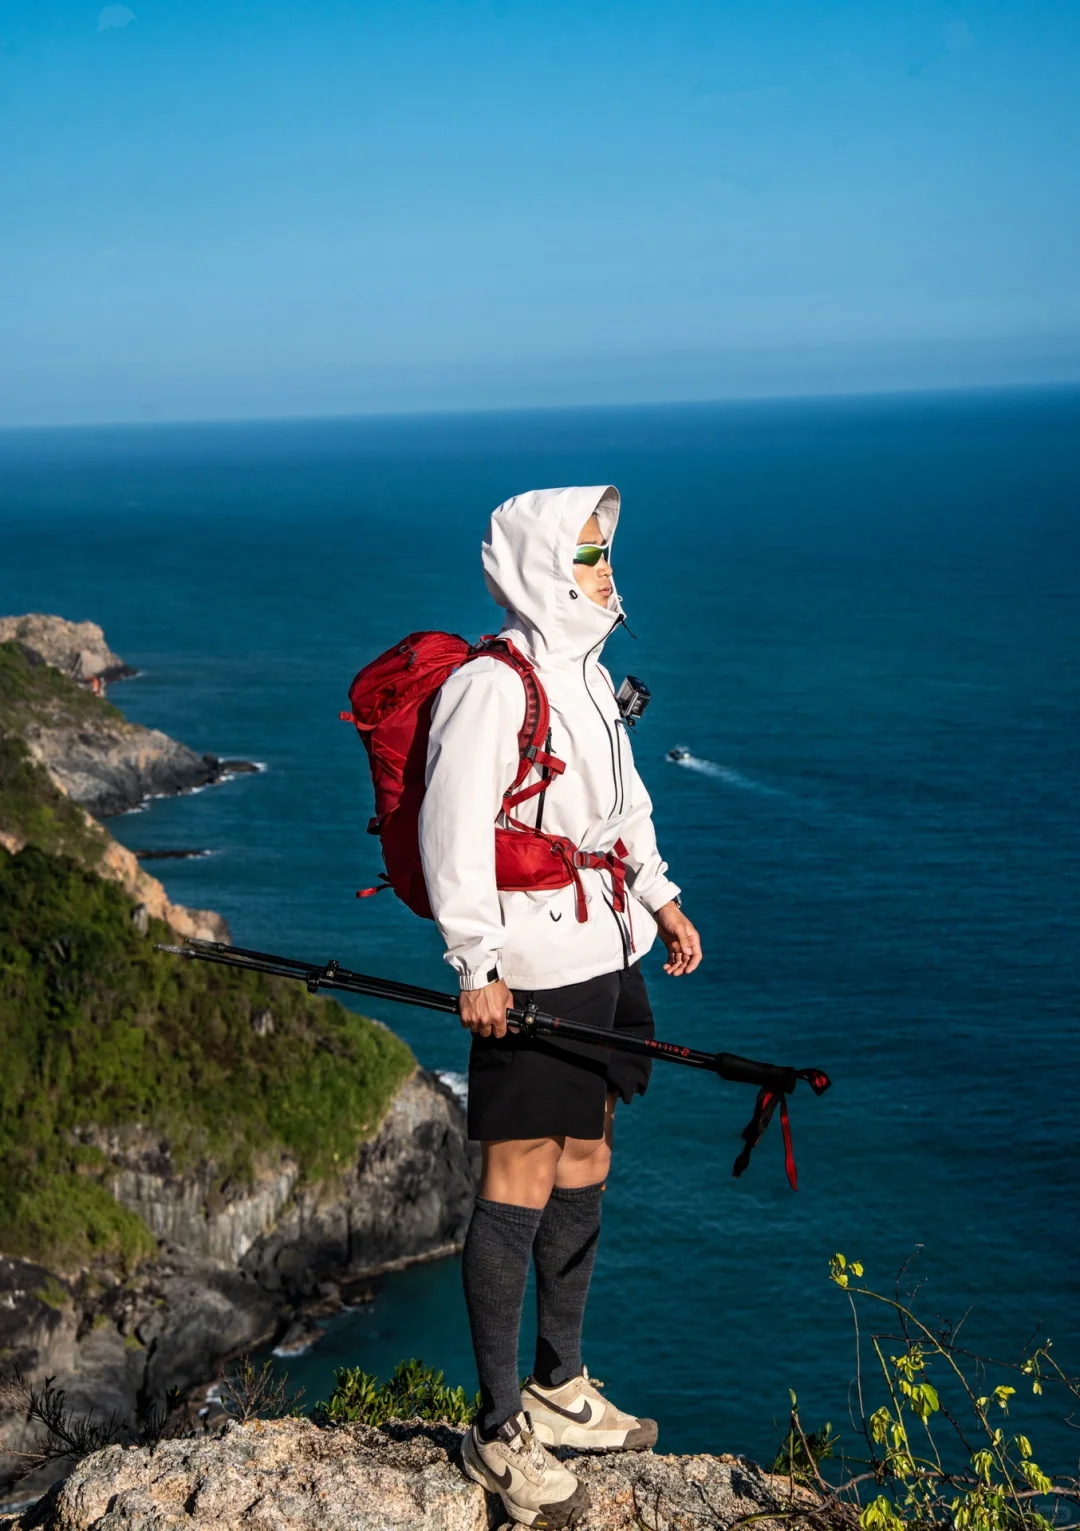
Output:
top-left (731, 1065), bottom-right (830, 1190)
top-left (779, 1094), bottom-right (796, 1191)
top-left (732, 1087), bottom-right (799, 1191)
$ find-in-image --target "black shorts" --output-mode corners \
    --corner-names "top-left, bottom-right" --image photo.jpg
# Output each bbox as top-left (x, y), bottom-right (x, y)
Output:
top-left (467, 963), bottom-right (655, 1143)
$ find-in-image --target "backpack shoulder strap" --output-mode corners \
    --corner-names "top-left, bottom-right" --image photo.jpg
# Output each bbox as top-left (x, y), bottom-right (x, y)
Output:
top-left (470, 635), bottom-right (565, 808)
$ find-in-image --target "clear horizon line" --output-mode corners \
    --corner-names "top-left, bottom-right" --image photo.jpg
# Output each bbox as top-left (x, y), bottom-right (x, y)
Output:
top-left (2, 373), bottom-right (1079, 436)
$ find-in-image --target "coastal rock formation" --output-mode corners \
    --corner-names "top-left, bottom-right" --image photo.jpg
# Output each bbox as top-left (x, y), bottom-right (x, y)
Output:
top-left (1, 1417), bottom-right (805, 1531)
top-left (81, 1073), bottom-right (475, 1281)
top-left (1, 614), bottom-right (256, 817)
top-left (242, 1073), bottom-right (477, 1296)
top-left (21, 713), bottom-right (243, 821)
top-left (1, 625), bottom-right (481, 1511)
top-left (98, 834), bottom-right (229, 944)
top-left (0, 1075), bottom-right (476, 1501)
top-left (0, 616), bottom-right (133, 686)
top-left (0, 813), bottom-right (227, 944)
top-left (1, 619), bottom-right (240, 934)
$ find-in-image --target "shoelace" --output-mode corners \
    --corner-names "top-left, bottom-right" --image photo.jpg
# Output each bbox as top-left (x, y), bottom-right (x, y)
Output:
top-left (580, 1367), bottom-right (607, 1401)
top-left (511, 1420), bottom-right (553, 1483)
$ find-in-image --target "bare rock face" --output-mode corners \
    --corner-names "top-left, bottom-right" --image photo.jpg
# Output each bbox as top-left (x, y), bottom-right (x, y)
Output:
top-left (3, 1418), bottom-right (805, 1531)
top-left (96, 835), bottom-right (230, 944)
top-left (0, 616), bottom-right (133, 685)
top-left (242, 1074), bottom-right (478, 1298)
top-left (21, 716), bottom-right (233, 820)
top-left (73, 1073), bottom-right (475, 1282)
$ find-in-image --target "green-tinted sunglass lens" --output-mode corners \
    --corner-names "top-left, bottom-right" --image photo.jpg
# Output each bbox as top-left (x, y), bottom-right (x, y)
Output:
top-left (573, 544), bottom-right (608, 567)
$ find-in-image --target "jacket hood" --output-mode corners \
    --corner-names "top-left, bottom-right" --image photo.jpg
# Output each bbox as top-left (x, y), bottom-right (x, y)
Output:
top-left (482, 485), bottom-right (624, 664)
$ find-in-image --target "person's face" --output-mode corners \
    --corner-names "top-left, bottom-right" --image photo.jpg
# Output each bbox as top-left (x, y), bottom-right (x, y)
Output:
top-left (572, 513), bottom-right (614, 608)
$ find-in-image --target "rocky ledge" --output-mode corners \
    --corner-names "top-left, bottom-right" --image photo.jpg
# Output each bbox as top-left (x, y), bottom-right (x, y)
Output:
top-left (1, 1417), bottom-right (810, 1531)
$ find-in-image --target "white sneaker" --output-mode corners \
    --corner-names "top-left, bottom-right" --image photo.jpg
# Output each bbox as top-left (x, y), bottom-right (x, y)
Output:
top-left (460, 1409), bottom-right (589, 1528)
top-left (522, 1368), bottom-right (658, 1452)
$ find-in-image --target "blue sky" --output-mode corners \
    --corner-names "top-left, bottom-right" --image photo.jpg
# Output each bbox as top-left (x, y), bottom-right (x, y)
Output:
top-left (2, 0), bottom-right (1078, 425)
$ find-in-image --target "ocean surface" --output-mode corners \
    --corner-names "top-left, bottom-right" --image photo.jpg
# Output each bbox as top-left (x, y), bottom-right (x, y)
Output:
top-left (1, 389), bottom-right (1078, 1468)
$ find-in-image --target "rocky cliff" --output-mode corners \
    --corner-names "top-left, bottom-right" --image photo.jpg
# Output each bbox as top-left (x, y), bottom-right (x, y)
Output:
top-left (0, 1073), bottom-right (474, 1487)
top-left (0, 1417), bottom-right (813, 1531)
top-left (22, 709), bottom-right (250, 821)
top-left (0, 840), bottom-right (477, 1496)
top-left (0, 620), bottom-right (480, 1509)
top-left (0, 617), bottom-right (133, 686)
top-left (1, 614), bottom-right (256, 819)
top-left (0, 625), bottom-right (240, 941)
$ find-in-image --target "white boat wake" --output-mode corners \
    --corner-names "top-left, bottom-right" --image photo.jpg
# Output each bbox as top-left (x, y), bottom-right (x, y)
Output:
top-left (665, 749), bottom-right (784, 796)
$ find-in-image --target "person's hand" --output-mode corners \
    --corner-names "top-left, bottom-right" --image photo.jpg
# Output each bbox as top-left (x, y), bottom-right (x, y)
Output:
top-left (653, 901), bottom-right (702, 976)
top-left (459, 978), bottom-right (515, 1038)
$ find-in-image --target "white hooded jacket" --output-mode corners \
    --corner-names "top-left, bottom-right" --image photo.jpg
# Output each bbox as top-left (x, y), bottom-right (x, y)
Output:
top-left (418, 485), bottom-right (680, 992)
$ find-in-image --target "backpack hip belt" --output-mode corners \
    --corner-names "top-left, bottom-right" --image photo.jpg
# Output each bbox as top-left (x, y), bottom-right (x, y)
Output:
top-left (495, 824), bottom-right (630, 925)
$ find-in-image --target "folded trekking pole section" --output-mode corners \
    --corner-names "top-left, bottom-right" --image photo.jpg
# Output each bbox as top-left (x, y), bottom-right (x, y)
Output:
top-left (158, 939), bottom-right (831, 1190)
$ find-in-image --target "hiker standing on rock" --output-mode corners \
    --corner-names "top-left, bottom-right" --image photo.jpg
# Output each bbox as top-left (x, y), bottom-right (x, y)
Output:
top-left (419, 485), bottom-right (702, 1528)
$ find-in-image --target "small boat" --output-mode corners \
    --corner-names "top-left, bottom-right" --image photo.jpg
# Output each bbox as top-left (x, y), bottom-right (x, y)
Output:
top-left (667, 747), bottom-right (690, 762)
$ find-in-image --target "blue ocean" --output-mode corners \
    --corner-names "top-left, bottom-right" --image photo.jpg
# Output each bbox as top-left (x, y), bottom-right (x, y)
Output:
top-left (1, 389), bottom-right (1078, 1467)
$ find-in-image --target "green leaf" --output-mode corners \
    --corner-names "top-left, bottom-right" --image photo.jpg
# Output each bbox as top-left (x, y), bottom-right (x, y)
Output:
top-left (1021, 1460), bottom-right (1053, 1495)
top-left (971, 1449), bottom-right (994, 1484)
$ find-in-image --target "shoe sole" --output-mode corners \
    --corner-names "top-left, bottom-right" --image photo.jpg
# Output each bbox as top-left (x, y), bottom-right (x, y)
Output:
top-left (459, 1434), bottom-right (589, 1528)
top-left (530, 1418), bottom-right (657, 1452)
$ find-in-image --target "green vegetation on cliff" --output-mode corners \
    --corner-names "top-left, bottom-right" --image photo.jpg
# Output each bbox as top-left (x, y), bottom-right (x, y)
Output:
top-left (0, 845), bottom-right (415, 1272)
top-left (315, 1359), bottom-right (481, 1428)
top-left (0, 642), bottom-right (112, 865)
top-left (0, 735), bottom-right (107, 865)
top-left (0, 639), bottom-right (122, 736)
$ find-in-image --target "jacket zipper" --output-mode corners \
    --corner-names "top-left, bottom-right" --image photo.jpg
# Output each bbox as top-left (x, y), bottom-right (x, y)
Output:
top-left (582, 617), bottom-right (625, 818)
top-left (582, 615), bottom-right (630, 961)
top-left (602, 893), bottom-right (632, 971)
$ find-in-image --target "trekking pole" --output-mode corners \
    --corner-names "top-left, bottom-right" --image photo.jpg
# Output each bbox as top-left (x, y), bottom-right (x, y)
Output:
top-left (157, 938), bottom-right (831, 1189)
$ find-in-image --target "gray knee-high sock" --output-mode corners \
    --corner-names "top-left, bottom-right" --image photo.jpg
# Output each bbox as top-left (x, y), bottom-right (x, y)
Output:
top-left (532, 1182), bottom-right (604, 1388)
top-left (462, 1196), bottom-right (544, 1437)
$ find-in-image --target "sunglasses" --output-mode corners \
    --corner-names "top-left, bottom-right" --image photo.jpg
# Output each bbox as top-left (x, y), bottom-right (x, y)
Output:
top-left (573, 543), bottom-right (610, 567)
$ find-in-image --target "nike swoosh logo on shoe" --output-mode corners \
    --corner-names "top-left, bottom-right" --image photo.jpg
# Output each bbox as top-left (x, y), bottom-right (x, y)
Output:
top-left (526, 1390), bottom-right (594, 1423)
top-left (493, 1464), bottom-right (515, 1490)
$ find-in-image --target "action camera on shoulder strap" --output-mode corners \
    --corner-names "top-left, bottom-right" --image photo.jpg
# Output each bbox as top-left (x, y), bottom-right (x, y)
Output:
top-left (615, 674), bottom-right (650, 727)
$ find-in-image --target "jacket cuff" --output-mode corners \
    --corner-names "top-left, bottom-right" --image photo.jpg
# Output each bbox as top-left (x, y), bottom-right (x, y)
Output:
top-left (451, 956), bottom-right (503, 991)
top-left (636, 878), bottom-right (681, 917)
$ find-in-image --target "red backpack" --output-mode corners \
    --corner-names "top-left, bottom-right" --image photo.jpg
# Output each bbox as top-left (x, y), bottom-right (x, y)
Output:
top-left (343, 632), bottom-right (628, 923)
